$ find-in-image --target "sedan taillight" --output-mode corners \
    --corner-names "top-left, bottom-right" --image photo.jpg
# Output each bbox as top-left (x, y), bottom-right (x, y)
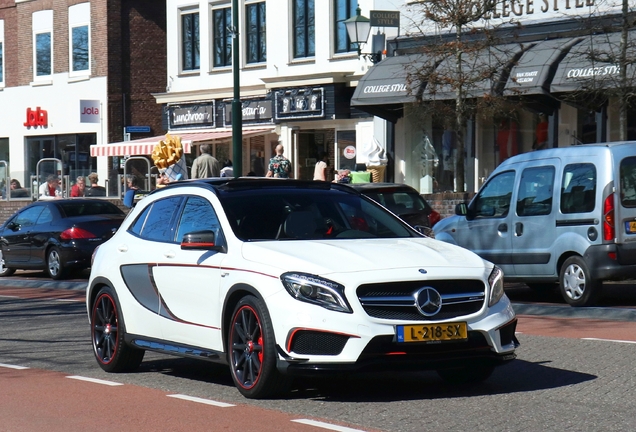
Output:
top-left (60, 227), bottom-right (97, 240)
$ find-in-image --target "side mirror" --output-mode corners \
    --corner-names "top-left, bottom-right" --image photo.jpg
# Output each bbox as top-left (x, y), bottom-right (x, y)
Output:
top-left (455, 202), bottom-right (467, 216)
top-left (180, 230), bottom-right (226, 253)
top-left (7, 222), bottom-right (19, 231)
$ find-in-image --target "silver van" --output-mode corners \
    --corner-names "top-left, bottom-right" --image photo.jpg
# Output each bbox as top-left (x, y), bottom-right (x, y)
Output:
top-left (433, 141), bottom-right (636, 307)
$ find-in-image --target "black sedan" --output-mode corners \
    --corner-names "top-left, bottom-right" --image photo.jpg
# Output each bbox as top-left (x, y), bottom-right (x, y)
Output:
top-left (346, 183), bottom-right (441, 236)
top-left (0, 199), bottom-right (125, 279)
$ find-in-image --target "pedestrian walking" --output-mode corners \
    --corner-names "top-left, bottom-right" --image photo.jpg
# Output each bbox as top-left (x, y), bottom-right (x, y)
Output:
top-left (313, 151), bottom-right (329, 181)
top-left (266, 144), bottom-right (292, 178)
top-left (191, 144), bottom-right (220, 178)
top-left (220, 159), bottom-right (234, 177)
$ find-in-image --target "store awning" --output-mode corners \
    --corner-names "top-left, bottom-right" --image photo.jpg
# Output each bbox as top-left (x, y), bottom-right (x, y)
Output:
top-left (551, 31), bottom-right (636, 94)
top-left (505, 38), bottom-right (583, 97)
top-left (350, 54), bottom-right (428, 122)
top-left (90, 128), bottom-right (274, 157)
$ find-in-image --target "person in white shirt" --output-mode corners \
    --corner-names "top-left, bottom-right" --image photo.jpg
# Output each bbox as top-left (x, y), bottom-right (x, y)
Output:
top-left (220, 159), bottom-right (234, 178)
top-left (313, 152), bottom-right (329, 181)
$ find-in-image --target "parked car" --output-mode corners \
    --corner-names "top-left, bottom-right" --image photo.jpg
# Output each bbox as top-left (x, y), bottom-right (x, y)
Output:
top-left (86, 178), bottom-right (518, 399)
top-left (0, 199), bottom-right (125, 279)
top-left (433, 141), bottom-right (636, 307)
top-left (347, 182), bottom-right (441, 235)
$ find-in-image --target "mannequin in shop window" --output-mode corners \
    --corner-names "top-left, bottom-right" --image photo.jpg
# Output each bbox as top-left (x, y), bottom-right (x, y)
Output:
top-left (497, 119), bottom-right (519, 162)
top-left (533, 114), bottom-right (549, 150)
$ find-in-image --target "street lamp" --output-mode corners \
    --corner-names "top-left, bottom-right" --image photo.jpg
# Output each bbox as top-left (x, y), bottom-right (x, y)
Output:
top-left (344, 6), bottom-right (371, 58)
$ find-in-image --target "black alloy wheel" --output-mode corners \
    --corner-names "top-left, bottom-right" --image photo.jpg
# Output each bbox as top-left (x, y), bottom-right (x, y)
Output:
top-left (91, 287), bottom-right (144, 373)
top-left (228, 295), bottom-right (287, 399)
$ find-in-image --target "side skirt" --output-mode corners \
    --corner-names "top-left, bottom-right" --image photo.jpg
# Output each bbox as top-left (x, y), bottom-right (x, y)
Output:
top-left (125, 334), bottom-right (228, 365)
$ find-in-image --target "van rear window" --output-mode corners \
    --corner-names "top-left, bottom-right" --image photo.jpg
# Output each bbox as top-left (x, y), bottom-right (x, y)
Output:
top-left (561, 163), bottom-right (596, 214)
top-left (620, 157), bottom-right (636, 207)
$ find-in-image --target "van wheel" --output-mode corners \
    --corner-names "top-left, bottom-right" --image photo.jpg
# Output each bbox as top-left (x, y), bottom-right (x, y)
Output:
top-left (559, 256), bottom-right (600, 307)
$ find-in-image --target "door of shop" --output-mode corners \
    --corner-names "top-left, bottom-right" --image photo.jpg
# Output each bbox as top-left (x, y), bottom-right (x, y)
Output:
top-left (296, 131), bottom-right (326, 181)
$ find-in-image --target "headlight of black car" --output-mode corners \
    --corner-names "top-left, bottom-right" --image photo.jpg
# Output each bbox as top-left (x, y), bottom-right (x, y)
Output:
top-left (488, 266), bottom-right (505, 306)
top-left (281, 272), bottom-right (352, 313)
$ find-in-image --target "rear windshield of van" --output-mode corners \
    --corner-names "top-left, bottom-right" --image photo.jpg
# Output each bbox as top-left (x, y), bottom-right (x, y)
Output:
top-left (620, 157), bottom-right (636, 207)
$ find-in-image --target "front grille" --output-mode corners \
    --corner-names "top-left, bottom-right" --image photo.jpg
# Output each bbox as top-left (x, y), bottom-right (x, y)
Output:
top-left (289, 330), bottom-right (349, 355)
top-left (357, 280), bottom-right (485, 321)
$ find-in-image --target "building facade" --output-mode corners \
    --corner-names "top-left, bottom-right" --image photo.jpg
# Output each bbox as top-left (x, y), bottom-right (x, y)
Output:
top-left (143, 0), bottom-right (400, 180)
top-left (0, 0), bottom-right (166, 199)
top-left (352, 0), bottom-right (636, 195)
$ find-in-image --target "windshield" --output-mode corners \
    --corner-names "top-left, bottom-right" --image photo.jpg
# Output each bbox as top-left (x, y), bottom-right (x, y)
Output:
top-left (218, 188), bottom-right (415, 241)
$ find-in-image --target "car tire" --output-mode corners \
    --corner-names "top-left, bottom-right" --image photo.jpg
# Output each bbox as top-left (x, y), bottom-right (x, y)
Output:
top-left (228, 295), bottom-right (289, 399)
top-left (46, 247), bottom-right (67, 280)
top-left (437, 364), bottom-right (495, 385)
top-left (91, 286), bottom-right (145, 373)
top-left (559, 256), bottom-right (600, 307)
top-left (0, 249), bottom-right (16, 277)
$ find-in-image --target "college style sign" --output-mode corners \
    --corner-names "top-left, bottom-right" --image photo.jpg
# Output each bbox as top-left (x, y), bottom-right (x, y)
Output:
top-left (168, 102), bottom-right (215, 129)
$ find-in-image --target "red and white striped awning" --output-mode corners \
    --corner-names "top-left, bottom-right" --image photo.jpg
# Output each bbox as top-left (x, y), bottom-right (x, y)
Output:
top-left (89, 128), bottom-right (273, 157)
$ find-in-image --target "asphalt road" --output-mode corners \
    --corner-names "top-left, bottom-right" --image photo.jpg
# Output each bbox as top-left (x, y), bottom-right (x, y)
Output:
top-left (1, 273), bottom-right (636, 431)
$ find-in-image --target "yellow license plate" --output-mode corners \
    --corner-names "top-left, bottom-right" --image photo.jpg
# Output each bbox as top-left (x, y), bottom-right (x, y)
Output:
top-left (396, 322), bottom-right (467, 343)
top-left (629, 221), bottom-right (636, 233)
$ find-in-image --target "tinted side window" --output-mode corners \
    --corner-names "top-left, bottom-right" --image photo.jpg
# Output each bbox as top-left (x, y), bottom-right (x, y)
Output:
top-left (517, 166), bottom-right (555, 217)
top-left (620, 157), bottom-right (636, 207)
top-left (36, 207), bottom-right (54, 225)
top-left (129, 206), bottom-right (151, 236)
top-left (473, 171), bottom-right (515, 218)
top-left (561, 163), bottom-right (597, 213)
top-left (138, 197), bottom-right (183, 242)
top-left (15, 207), bottom-right (45, 227)
top-left (176, 197), bottom-right (221, 242)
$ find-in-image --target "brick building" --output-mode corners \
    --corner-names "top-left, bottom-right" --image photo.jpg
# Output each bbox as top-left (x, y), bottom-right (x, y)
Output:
top-left (0, 0), bottom-right (166, 202)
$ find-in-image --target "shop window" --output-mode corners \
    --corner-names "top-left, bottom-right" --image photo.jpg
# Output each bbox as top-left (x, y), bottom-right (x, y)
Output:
top-left (246, 2), bottom-right (266, 64)
top-left (293, 0), bottom-right (315, 58)
top-left (69, 3), bottom-right (90, 75)
top-left (181, 10), bottom-right (200, 71)
top-left (337, 130), bottom-right (356, 172)
top-left (213, 7), bottom-right (231, 67)
top-left (334, 0), bottom-right (356, 54)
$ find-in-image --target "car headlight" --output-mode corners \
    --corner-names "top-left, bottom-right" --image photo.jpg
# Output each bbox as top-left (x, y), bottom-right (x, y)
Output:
top-left (281, 272), bottom-right (352, 313)
top-left (488, 266), bottom-right (504, 306)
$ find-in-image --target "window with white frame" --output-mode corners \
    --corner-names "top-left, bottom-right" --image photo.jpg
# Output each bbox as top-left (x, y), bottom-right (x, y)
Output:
top-left (69, 3), bottom-right (90, 75)
top-left (334, 0), bottom-right (356, 54)
top-left (181, 10), bottom-right (200, 71)
top-left (33, 10), bottom-right (53, 79)
top-left (212, 6), bottom-right (232, 67)
top-left (246, 1), bottom-right (266, 64)
top-left (293, 0), bottom-right (314, 59)
top-left (0, 20), bottom-right (4, 85)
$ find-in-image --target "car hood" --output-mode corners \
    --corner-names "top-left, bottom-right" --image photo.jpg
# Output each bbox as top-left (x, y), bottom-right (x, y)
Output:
top-left (241, 237), bottom-right (487, 276)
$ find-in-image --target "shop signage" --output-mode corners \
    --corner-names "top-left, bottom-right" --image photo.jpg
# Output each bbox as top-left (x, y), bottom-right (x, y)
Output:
top-left (344, 145), bottom-right (357, 160)
top-left (126, 126), bottom-right (151, 133)
top-left (566, 65), bottom-right (620, 79)
top-left (224, 99), bottom-right (273, 126)
top-left (275, 87), bottom-right (324, 120)
top-left (362, 83), bottom-right (408, 94)
top-left (80, 100), bottom-right (100, 123)
top-left (24, 107), bottom-right (48, 128)
top-left (514, 70), bottom-right (539, 84)
top-left (168, 102), bottom-right (215, 129)
top-left (370, 11), bottom-right (399, 27)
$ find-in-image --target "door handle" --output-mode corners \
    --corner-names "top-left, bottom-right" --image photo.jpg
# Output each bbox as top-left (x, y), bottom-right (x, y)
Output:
top-left (515, 222), bottom-right (523, 236)
top-left (497, 223), bottom-right (508, 233)
top-left (164, 251), bottom-right (175, 259)
top-left (117, 244), bottom-right (128, 253)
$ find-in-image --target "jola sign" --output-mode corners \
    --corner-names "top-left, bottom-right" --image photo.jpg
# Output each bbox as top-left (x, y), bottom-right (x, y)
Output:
top-left (24, 107), bottom-right (48, 128)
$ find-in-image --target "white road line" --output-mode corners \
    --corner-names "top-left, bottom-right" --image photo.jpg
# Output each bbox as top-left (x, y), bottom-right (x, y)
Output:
top-left (167, 394), bottom-right (235, 407)
top-left (66, 375), bottom-right (123, 386)
top-left (291, 419), bottom-right (368, 432)
top-left (581, 337), bottom-right (636, 344)
top-left (0, 363), bottom-right (30, 370)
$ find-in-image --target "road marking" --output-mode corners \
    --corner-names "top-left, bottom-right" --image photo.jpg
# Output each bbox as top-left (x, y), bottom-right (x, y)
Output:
top-left (0, 363), bottom-right (29, 370)
top-left (582, 337), bottom-right (636, 344)
top-left (167, 394), bottom-right (235, 407)
top-left (291, 419), bottom-right (368, 432)
top-left (66, 375), bottom-right (123, 386)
